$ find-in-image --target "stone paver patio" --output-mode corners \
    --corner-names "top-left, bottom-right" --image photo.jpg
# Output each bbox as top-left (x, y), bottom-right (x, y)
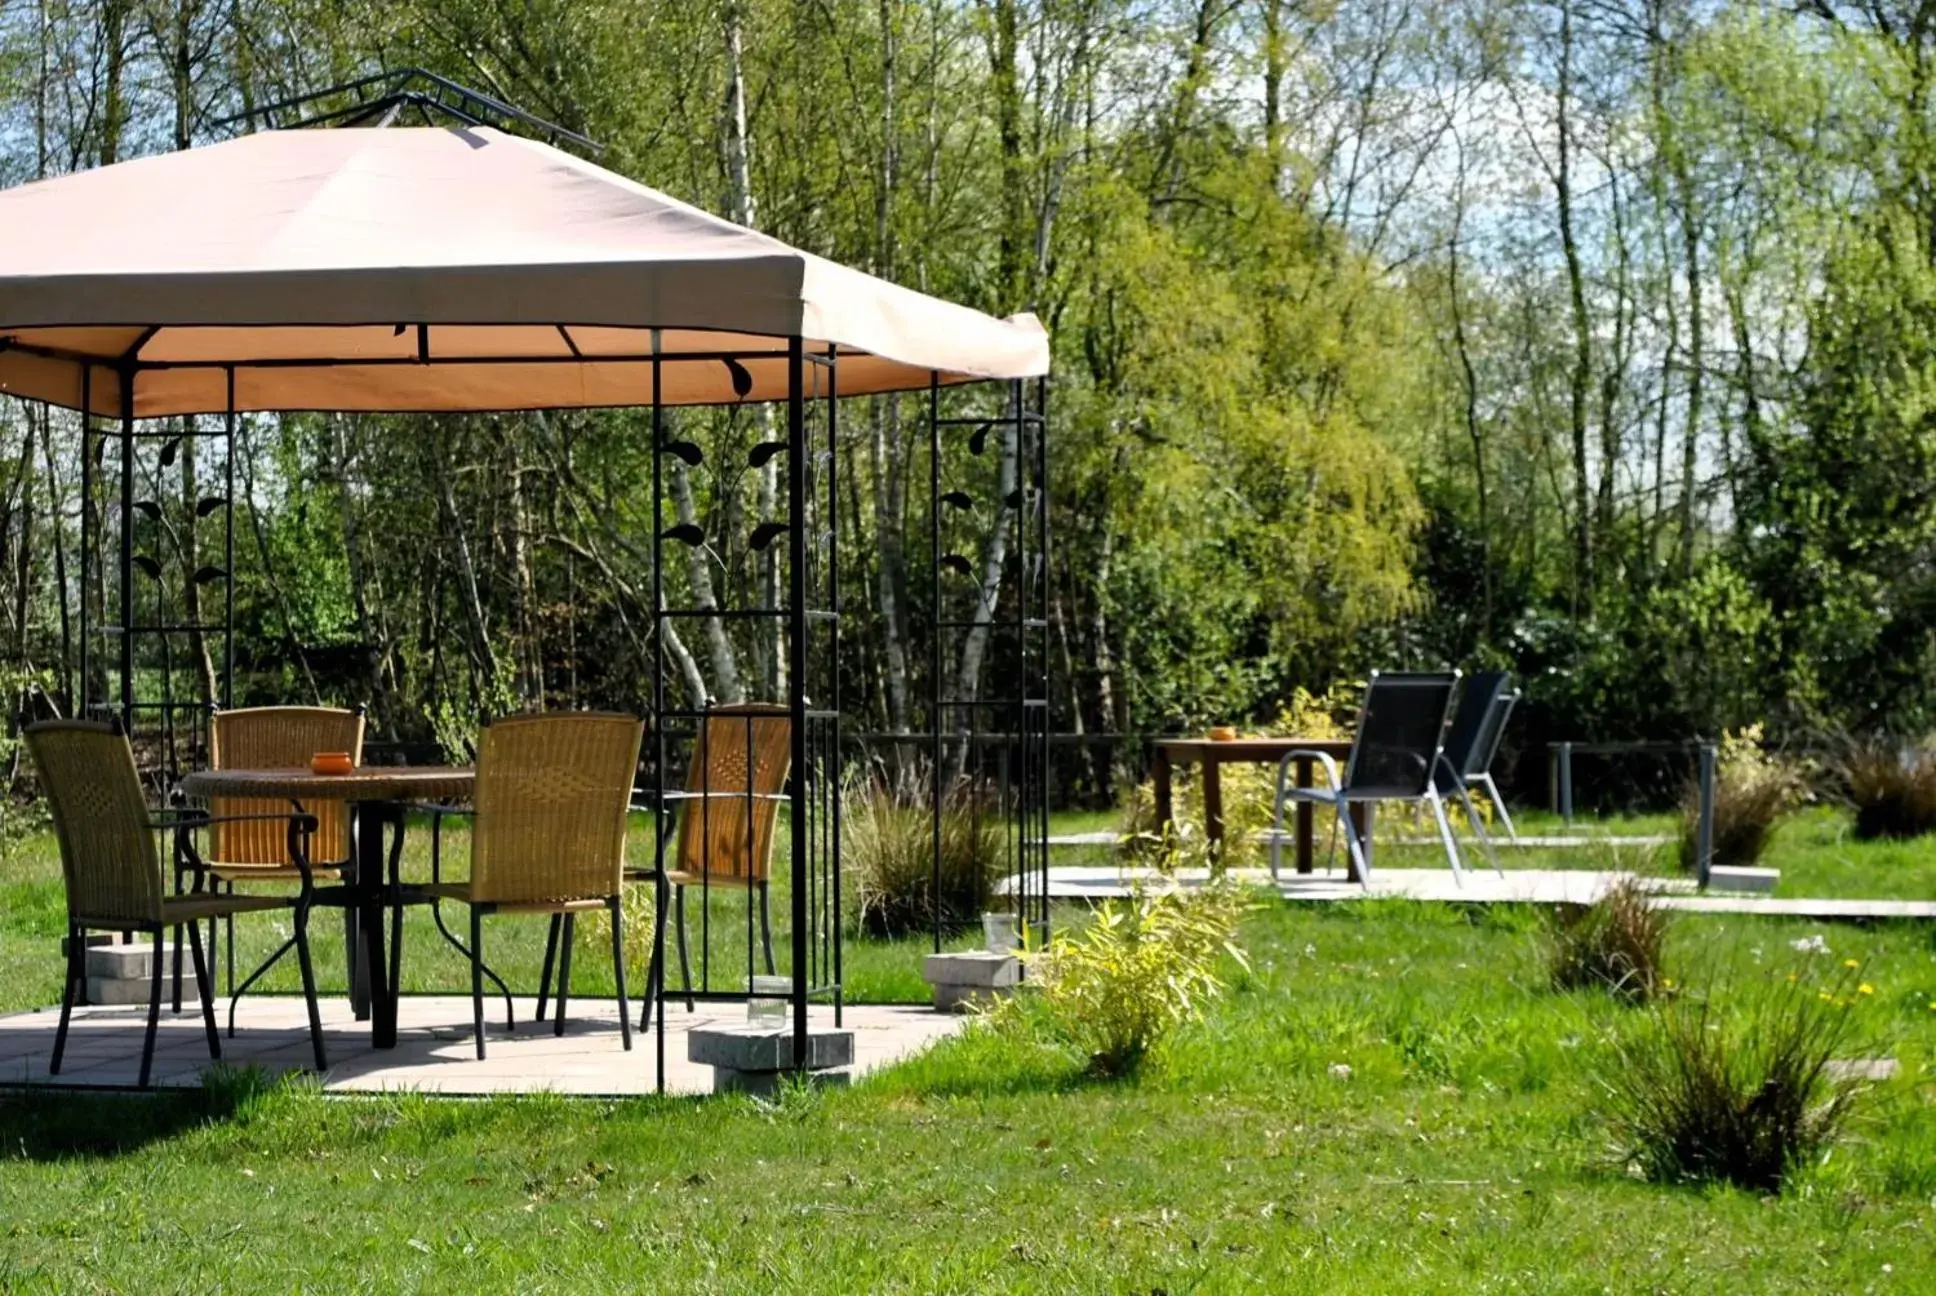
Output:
top-left (0, 996), bottom-right (961, 1095)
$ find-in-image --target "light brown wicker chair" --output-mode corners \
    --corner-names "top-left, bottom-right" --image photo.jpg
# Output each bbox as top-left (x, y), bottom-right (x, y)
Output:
top-left (191, 706), bottom-right (365, 1023)
top-left (613, 703), bottom-right (791, 1031)
top-left (26, 719), bottom-right (329, 1086)
top-left (419, 712), bottom-right (643, 1059)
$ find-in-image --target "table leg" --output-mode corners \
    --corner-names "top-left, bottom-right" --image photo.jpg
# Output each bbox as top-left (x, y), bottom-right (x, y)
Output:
top-left (1152, 748), bottom-right (1174, 837)
top-left (347, 818), bottom-right (370, 1021)
top-left (1295, 757), bottom-right (1314, 875)
top-left (354, 803), bottom-right (397, 1049)
top-left (1203, 758), bottom-right (1224, 854)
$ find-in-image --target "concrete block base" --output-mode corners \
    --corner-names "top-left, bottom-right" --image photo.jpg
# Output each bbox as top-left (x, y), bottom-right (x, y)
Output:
top-left (84, 943), bottom-right (198, 1006)
top-left (688, 1024), bottom-right (854, 1097)
top-left (923, 951), bottom-right (1021, 1012)
top-left (1706, 866), bottom-right (1779, 895)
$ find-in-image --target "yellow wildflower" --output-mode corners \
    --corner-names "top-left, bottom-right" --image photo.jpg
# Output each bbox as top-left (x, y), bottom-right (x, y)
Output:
top-left (1859, 983), bottom-right (1875, 996)
top-left (1844, 959), bottom-right (1861, 969)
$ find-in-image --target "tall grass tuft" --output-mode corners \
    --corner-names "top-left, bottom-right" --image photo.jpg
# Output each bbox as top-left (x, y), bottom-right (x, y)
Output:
top-left (1601, 959), bottom-right (1871, 1193)
top-left (846, 767), bottom-right (1002, 939)
top-left (1546, 874), bottom-right (1669, 1001)
top-left (1006, 872), bottom-right (1251, 1078)
top-left (1841, 740), bottom-right (1936, 840)
top-left (1678, 725), bottom-right (1803, 871)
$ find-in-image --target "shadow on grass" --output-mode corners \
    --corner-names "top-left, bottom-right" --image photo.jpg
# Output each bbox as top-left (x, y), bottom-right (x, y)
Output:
top-left (0, 1062), bottom-right (287, 1162)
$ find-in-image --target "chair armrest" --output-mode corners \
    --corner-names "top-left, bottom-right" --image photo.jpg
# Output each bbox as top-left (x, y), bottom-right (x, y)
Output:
top-left (1273, 749), bottom-right (1345, 793)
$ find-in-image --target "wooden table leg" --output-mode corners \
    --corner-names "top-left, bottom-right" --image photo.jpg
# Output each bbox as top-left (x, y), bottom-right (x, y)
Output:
top-left (1152, 748), bottom-right (1174, 837)
top-left (1295, 756), bottom-right (1314, 875)
top-left (1203, 757), bottom-right (1224, 855)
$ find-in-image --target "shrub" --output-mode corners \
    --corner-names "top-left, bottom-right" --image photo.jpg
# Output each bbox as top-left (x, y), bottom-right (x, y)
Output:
top-left (1600, 957), bottom-right (1871, 1193)
top-left (1012, 875), bottom-right (1250, 1078)
top-left (1841, 739), bottom-right (1936, 840)
top-left (1547, 874), bottom-right (1669, 1001)
top-left (1678, 725), bottom-right (1804, 871)
top-left (846, 767), bottom-right (1001, 939)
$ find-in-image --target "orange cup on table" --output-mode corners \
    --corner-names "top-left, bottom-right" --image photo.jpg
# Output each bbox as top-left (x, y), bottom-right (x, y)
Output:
top-left (309, 751), bottom-right (354, 776)
top-left (1207, 726), bottom-right (1237, 742)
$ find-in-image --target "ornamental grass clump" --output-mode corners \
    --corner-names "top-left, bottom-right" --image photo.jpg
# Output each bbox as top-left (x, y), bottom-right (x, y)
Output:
top-left (1678, 725), bottom-right (1805, 871)
top-left (1546, 874), bottom-right (1669, 1002)
top-left (1841, 739), bottom-right (1936, 840)
top-left (1014, 874), bottom-right (1251, 1079)
top-left (845, 766), bottom-right (1001, 939)
top-left (1601, 957), bottom-right (1872, 1194)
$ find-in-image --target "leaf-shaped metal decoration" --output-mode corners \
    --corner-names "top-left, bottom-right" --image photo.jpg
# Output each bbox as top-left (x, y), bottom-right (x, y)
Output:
top-left (158, 436), bottom-right (180, 468)
top-left (131, 555), bottom-right (162, 581)
top-left (747, 441), bottom-right (787, 469)
top-left (660, 523), bottom-right (706, 547)
top-left (968, 423), bottom-right (992, 456)
top-left (748, 521), bottom-right (790, 552)
top-left (91, 437), bottom-right (109, 465)
top-left (1004, 487), bottom-right (1025, 509)
top-left (191, 565), bottom-right (229, 586)
top-left (941, 490), bottom-right (973, 511)
top-left (133, 499), bottom-right (162, 521)
top-left (940, 553), bottom-right (974, 577)
top-left (393, 323), bottom-right (409, 337)
top-left (195, 496), bottom-right (228, 518)
top-left (660, 439), bottom-right (704, 467)
top-left (723, 357), bottom-right (754, 400)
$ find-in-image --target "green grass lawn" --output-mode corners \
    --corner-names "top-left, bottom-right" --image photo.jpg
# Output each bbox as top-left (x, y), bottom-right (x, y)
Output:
top-left (5, 804), bottom-right (1936, 1289)
top-left (1, 899), bottom-right (1935, 1290)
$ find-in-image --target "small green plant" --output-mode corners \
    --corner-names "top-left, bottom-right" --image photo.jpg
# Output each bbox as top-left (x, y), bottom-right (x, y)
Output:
top-left (1546, 873), bottom-right (1669, 1002)
top-left (1841, 738), bottom-right (1936, 840)
top-left (1679, 725), bottom-right (1804, 870)
top-left (1600, 956), bottom-right (1873, 1193)
top-left (1010, 874), bottom-right (1251, 1078)
top-left (845, 766), bottom-right (1001, 938)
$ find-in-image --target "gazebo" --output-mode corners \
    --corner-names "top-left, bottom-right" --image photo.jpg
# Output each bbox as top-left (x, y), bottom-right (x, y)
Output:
top-left (0, 116), bottom-right (1052, 1086)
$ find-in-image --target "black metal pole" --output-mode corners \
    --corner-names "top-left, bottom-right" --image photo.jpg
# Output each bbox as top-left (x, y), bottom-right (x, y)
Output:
top-left (118, 367), bottom-right (135, 731)
top-left (928, 372), bottom-right (942, 955)
top-left (827, 346), bottom-right (843, 1024)
top-left (79, 366), bottom-right (92, 717)
top-left (223, 369), bottom-right (236, 714)
top-left (651, 342), bottom-right (667, 1094)
top-left (786, 336), bottom-right (811, 1062)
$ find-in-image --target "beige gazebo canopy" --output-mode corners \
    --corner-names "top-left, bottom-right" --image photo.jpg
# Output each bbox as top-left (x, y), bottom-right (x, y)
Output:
top-left (0, 126), bottom-right (1049, 417)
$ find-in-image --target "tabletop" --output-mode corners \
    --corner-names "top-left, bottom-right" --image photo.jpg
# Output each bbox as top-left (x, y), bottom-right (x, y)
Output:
top-left (179, 765), bottom-right (476, 804)
top-left (1153, 737), bottom-right (1353, 760)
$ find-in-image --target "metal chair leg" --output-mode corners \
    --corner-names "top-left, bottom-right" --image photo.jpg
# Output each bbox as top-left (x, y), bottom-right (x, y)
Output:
top-left (536, 913), bottom-right (561, 1022)
top-left (1478, 773), bottom-right (1519, 844)
top-left (757, 882), bottom-right (775, 976)
top-left (1452, 780), bottom-right (1505, 876)
top-left (674, 885), bottom-right (694, 1011)
top-left (430, 900), bottom-right (515, 1029)
top-left (554, 915), bottom-right (575, 1037)
top-left (641, 874), bottom-right (669, 1033)
top-left (1336, 802), bottom-right (1370, 886)
top-left (294, 903), bottom-right (328, 1071)
top-left (470, 909), bottom-right (487, 1060)
top-left (50, 924), bottom-right (81, 1076)
top-left (1427, 790), bottom-right (1466, 883)
top-left (187, 919), bottom-right (220, 1061)
top-left (609, 897), bottom-right (632, 1052)
top-left (171, 865), bottom-right (184, 1014)
top-left (139, 927), bottom-right (164, 1089)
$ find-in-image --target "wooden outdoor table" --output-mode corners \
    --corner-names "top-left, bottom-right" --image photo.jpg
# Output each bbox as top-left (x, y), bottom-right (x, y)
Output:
top-left (177, 766), bottom-right (475, 1050)
top-left (1150, 738), bottom-right (1363, 876)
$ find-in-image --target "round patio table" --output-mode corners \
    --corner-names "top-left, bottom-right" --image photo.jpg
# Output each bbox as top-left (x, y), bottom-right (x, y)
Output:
top-left (178, 765), bottom-right (475, 1050)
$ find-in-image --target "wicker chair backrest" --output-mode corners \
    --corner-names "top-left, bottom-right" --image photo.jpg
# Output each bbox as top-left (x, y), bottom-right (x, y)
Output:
top-left (470, 712), bottom-right (643, 905)
top-left (210, 706), bottom-right (365, 865)
top-left (26, 720), bottom-right (162, 926)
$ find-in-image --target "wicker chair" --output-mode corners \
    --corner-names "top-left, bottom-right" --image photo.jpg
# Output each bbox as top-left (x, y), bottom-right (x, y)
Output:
top-left (191, 706), bottom-right (365, 1026)
top-left (26, 719), bottom-right (328, 1086)
top-left (418, 712), bottom-right (643, 1059)
top-left (613, 703), bottom-right (791, 1032)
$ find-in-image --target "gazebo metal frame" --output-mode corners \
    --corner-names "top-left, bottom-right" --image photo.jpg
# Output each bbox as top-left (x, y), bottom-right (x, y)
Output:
top-left (41, 77), bottom-right (1051, 1086)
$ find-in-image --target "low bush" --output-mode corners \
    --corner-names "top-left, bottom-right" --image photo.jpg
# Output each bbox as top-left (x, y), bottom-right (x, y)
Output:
top-left (1678, 725), bottom-right (1804, 871)
top-left (1546, 874), bottom-right (1669, 1002)
top-left (1600, 957), bottom-right (1872, 1193)
top-left (1009, 876), bottom-right (1251, 1078)
top-left (1841, 739), bottom-right (1936, 840)
top-left (845, 767), bottom-right (1001, 939)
